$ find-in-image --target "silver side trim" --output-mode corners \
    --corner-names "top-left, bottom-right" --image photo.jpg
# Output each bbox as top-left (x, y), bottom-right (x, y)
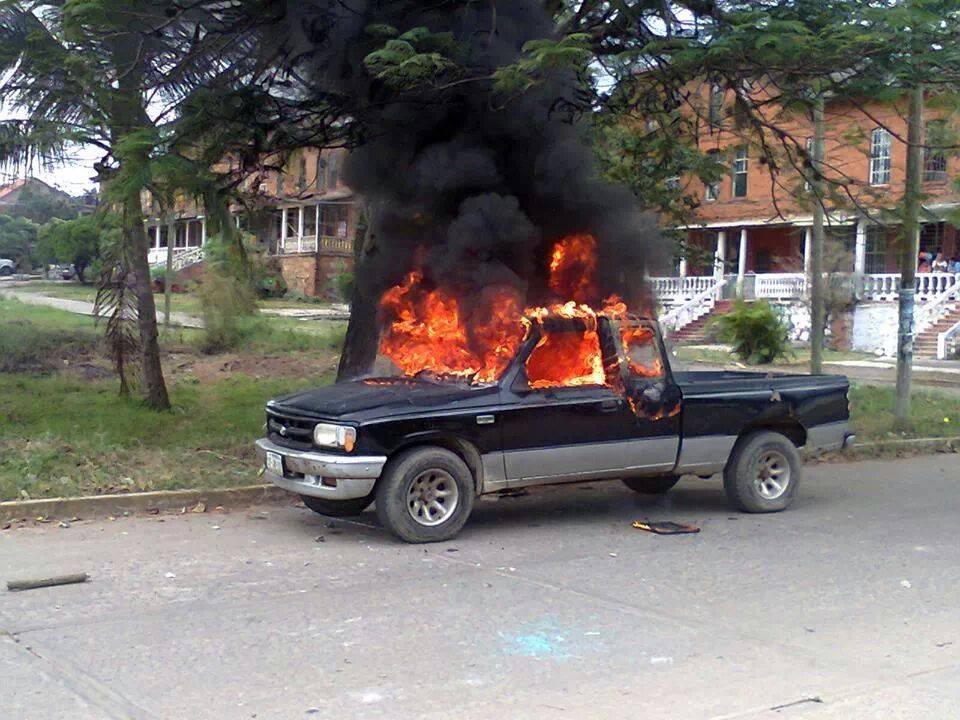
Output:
top-left (675, 435), bottom-right (738, 474)
top-left (806, 421), bottom-right (850, 452)
top-left (504, 437), bottom-right (679, 484)
top-left (481, 453), bottom-right (509, 494)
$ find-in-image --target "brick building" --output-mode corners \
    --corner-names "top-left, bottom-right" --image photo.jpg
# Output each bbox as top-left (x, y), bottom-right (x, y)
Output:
top-left (143, 147), bottom-right (359, 298)
top-left (656, 79), bottom-right (960, 358)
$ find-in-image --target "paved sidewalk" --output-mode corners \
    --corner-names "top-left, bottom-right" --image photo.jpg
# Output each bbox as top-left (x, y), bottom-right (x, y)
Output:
top-left (2, 455), bottom-right (959, 719)
top-left (0, 288), bottom-right (204, 328)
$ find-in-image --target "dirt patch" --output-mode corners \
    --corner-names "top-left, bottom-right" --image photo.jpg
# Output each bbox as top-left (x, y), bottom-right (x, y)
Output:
top-left (0, 321), bottom-right (101, 375)
top-left (167, 351), bottom-right (338, 384)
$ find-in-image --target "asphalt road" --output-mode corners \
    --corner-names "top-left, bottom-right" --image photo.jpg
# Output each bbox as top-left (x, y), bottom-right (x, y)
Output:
top-left (2, 455), bottom-right (959, 720)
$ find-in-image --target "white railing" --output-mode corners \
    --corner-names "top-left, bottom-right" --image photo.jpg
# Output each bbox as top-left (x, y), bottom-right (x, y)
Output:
top-left (660, 278), bottom-right (727, 333)
top-left (915, 280), bottom-right (960, 337)
top-left (754, 273), bottom-right (807, 299)
top-left (650, 275), bottom-right (717, 301)
top-left (863, 272), bottom-right (960, 302)
top-left (938, 319), bottom-right (960, 360)
top-left (274, 235), bottom-right (352, 256)
top-left (149, 246), bottom-right (205, 270)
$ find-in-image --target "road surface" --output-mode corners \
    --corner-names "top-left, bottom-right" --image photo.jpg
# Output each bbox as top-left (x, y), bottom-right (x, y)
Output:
top-left (2, 455), bottom-right (958, 719)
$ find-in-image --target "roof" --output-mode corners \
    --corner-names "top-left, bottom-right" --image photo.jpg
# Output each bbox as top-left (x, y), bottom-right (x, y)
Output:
top-left (0, 177), bottom-right (70, 201)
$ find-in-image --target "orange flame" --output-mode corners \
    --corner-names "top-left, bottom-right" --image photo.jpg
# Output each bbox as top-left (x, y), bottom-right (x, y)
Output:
top-left (377, 233), bottom-right (647, 389)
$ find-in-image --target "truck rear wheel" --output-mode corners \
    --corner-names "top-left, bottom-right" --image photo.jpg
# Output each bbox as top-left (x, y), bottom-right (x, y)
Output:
top-left (375, 447), bottom-right (475, 543)
top-left (724, 431), bottom-right (801, 513)
top-left (622, 475), bottom-right (680, 495)
top-left (300, 494), bottom-right (373, 517)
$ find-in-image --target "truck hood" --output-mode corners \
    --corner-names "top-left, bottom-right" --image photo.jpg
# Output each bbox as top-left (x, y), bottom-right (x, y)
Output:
top-left (269, 378), bottom-right (499, 421)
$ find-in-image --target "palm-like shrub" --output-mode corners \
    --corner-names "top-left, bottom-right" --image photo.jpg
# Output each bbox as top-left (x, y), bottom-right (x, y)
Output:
top-left (715, 299), bottom-right (790, 365)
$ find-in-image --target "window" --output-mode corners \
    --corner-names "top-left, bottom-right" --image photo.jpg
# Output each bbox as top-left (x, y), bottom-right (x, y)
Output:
top-left (187, 220), bottom-right (203, 247)
top-left (923, 120), bottom-right (948, 183)
top-left (298, 155), bottom-right (307, 193)
top-left (865, 225), bottom-right (887, 273)
top-left (158, 225), bottom-right (169, 249)
top-left (303, 205), bottom-right (317, 238)
top-left (731, 147), bottom-right (748, 198)
top-left (524, 327), bottom-right (605, 389)
top-left (705, 150), bottom-right (720, 201)
top-left (316, 155), bottom-right (327, 191)
top-left (175, 222), bottom-right (187, 248)
top-left (919, 222), bottom-right (944, 256)
top-left (804, 137), bottom-right (814, 191)
top-left (326, 153), bottom-right (339, 188)
top-left (869, 128), bottom-right (891, 185)
top-left (275, 171), bottom-right (285, 196)
top-left (320, 204), bottom-right (348, 238)
top-left (620, 321), bottom-right (664, 379)
top-left (285, 207), bottom-right (300, 239)
top-left (708, 83), bottom-right (724, 129)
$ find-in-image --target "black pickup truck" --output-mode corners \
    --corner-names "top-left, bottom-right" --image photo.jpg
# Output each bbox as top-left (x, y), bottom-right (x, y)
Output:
top-left (256, 314), bottom-right (852, 543)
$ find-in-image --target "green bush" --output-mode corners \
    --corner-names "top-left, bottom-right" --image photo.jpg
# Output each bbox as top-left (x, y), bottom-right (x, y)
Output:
top-left (335, 272), bottom-right (354, 302)
top-left (715, 299), bottom-right (791, 365)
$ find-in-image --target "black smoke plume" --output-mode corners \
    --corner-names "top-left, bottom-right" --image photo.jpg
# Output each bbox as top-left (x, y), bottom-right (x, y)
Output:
top-left (272, 1), bottom-right (661, 374)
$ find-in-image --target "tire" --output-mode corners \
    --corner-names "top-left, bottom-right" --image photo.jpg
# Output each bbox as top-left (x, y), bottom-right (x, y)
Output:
top-left (723, 431), bottom-right (801, 513)
top-left (300, 494), bottom-right (373, 518)
top-left (0, 266), bottom-right (12, 277)
top-left (622, 475), bottom-right (681, 495)
top-left (375, 446), bottom-right (475, 543)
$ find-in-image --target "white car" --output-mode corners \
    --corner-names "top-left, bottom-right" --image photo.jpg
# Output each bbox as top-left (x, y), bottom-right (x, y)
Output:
top-left (0, 258), bottom-right (15, 277)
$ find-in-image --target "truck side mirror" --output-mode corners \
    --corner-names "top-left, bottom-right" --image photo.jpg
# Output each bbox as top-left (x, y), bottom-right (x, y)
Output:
top-left (642, 385), bottom-right (662, 404)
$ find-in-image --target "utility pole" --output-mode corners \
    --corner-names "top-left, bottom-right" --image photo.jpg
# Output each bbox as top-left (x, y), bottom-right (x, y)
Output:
top-left (894, 83), bottom-right (924, 428)
top-left (809, 93), bottom-right (826, 375)
top-left (163, 208), bottom-right (174, 332)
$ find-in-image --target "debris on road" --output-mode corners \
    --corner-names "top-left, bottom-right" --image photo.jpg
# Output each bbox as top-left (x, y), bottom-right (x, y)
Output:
top-left (900, 579), bottom-right (912, 589)
top-left (7, 572), bottom-right (89, 592)
top-left (632, 520), bottom-right (700, 535)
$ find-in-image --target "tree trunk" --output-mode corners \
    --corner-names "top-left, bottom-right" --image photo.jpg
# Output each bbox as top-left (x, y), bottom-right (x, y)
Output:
top-left (125, 192), bottom-right (171, 410)
top-left (337, 205), bottom-right (379, 381)
top-left (809, 95), bottom-right (826, 375)
top-left (894, 84), bottom-right (924, 428)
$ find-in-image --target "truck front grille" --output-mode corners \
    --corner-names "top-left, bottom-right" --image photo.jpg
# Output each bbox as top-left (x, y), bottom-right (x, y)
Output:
top-left (266, 408), bottom-right (316, 450)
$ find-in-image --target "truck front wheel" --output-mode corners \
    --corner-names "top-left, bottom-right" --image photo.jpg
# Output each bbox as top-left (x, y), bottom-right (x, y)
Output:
top-left (300, 494), bottom-right (373, 517)
top-left (375, 447), bottom-right (475, 543)
top-left (622, 475), bottom-right (680, 495)
top-left (724, 431), bottom-right (801, 513)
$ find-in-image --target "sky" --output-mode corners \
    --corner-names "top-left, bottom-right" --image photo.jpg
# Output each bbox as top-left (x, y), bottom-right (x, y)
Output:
top-left (0, 143), bottom-right (100, 196)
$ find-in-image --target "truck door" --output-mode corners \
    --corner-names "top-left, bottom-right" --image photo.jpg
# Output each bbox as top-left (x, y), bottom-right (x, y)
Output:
top-left (616, 318), bottom-right (682, 470)
top-left (498, 317), bottom-right (675, 484)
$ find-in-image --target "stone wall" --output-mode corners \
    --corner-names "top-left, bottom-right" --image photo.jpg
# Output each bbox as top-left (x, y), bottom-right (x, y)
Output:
top-left (852, 303), bottom-right (899, 356)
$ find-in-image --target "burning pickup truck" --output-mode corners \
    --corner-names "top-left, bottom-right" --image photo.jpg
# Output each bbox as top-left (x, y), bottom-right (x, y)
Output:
top-left (256, 308), bottom-right (852, 543)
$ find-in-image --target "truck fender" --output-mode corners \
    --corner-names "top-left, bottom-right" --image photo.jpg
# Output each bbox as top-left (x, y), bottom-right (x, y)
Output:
top-left (390, 433), bottom-right (485, 496)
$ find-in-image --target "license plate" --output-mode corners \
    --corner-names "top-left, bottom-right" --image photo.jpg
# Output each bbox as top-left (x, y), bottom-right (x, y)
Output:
top-left (265, 451), bottom-right (284, 476)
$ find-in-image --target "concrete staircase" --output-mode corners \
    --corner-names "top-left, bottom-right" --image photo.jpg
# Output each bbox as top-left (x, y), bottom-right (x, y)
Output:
top-left (915, 306), bottom-right (960, 359)
top-left (670, 300), bottom-right (734, 344)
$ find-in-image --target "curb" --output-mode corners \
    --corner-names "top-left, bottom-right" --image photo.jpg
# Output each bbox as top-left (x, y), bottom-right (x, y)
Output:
top-left (0, 484), bottom-right (291, 524)
top-left (3, 437), bottom-right (958, 523)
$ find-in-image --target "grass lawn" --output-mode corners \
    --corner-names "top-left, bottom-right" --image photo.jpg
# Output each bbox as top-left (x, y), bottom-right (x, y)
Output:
top-left (674, 345), bottom-right (877, 367)
top-left (0, 298), bottom-right (341, 501)
top-left (1, 299), bottom-right (956, 502)
top-left (15, 281), bottom-right (344, 318)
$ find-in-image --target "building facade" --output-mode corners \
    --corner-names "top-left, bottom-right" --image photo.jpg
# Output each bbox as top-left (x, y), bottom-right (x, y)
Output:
top-left (143, 147), bottom-right (359, 298)
top-left (659, 80), bottom-right (960, 358)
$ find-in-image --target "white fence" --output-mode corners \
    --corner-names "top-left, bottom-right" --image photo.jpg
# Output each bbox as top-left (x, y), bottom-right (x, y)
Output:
top-left (652, 272), bottom-right (960, 303)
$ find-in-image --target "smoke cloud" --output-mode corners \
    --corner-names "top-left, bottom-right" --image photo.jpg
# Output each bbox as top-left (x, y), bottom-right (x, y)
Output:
top-left (277, 0), bottom-right (661, 315)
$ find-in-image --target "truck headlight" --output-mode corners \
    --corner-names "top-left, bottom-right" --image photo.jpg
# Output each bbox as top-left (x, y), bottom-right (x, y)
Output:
top-left (313, 423), bottom-right (356, 452)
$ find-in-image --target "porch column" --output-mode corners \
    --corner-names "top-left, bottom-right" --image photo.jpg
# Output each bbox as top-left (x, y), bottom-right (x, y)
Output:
top-left (803, 226), bottom-right (812, 274)
top-left (201, 217), bottom-right (207, 245)
top-left (679, 257), bottom-right (688, 278)
top-left (714, 230), bottom-right (726, 279)
top-left (296, 205), bottom-right (304, 253)
top-left (280, 207), bottom-right (288, 253)
top-left (737, 227), bottom-right (748, 295)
